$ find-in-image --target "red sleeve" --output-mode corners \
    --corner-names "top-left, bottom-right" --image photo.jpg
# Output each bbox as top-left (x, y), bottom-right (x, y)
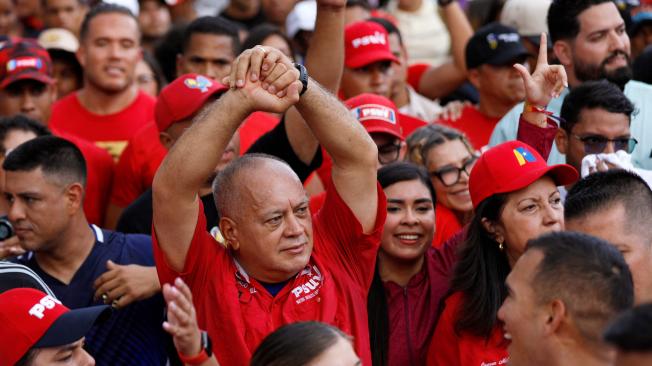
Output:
top-left (433, 204), bottom-right (462, 248)
top-left (312, 179), bottom-right (386, 289)
top-left (427, 293), bottom-right (463, 366)
top-left (517, 115), bottom-right (559, 161)
top-left (152, 200), bottom-right (223, 287)
top-left (111, 142), bottom-right (142, 208)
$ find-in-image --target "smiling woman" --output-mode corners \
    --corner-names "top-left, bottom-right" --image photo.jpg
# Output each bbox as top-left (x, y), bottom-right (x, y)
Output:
top-left (367, 162), bottom-right (459, 365)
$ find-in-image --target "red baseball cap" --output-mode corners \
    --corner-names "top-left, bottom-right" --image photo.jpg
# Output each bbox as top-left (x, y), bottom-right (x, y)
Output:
top-left (469, 141), bottom-right (578, 209)
top-left (0, 288), bottom-right (110, 365)
top-left (155, 74), bottom-right (229, 132)
top-left (344, 21), bottom-right (399, 69)
top-left (0, 38), bottom-right (55, 89)
top-left (346, 93), bottom-right (403, 140)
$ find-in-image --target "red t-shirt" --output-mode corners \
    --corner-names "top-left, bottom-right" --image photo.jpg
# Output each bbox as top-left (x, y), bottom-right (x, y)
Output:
top-left (238, 112), bottom-right (280, 155)
top-left (153, 180), bottom-right (386, 366)
top-left (53, 129), bottom-right (114, 225)
top-left (49, 91), bottom-right (156, 161)
top-left (426, 292), bottom-right (509, 366)
top-left (110, 123), bottom-right (166, 208)
top-left (433, 203), bottom-right (463, 248)
top-left (438, 105), bottom-right (500, 150)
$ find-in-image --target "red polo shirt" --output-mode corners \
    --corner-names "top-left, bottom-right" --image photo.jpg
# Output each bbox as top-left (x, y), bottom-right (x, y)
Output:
top-left (153, 180), bottom-right (386, 366)
top-left (426, 291), bottom-right (509, 365)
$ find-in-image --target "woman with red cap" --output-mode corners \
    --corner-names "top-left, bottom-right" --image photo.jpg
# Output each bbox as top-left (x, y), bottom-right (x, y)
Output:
top-left (426, 33), bottom-right (573, 366)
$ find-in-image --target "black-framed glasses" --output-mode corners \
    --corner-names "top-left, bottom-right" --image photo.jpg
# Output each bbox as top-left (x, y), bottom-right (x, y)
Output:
top-left (429, 155), bottom-right (478, 187)
top-left (571, 134), bottom-right (638, 154)
top-left (378, 142), bottom-right (402, 165)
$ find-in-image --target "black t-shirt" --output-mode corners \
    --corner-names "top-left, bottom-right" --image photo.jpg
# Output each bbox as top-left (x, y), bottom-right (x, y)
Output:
top-left (220, 8), bottom-right (268, 30)
top-left (117, 118), bottom-right (322, 235)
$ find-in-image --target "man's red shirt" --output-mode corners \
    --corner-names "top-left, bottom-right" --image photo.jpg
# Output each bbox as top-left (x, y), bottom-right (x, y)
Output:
top-left (153, 180), bottom-right (386, 366)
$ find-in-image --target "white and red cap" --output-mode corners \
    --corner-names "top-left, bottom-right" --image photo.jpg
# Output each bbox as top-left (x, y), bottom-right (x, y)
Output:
top-left (0, 288), bottom-right (110, 366)
top-left (155, 74), bottom-right (229, 132)
top-left (344, 21), bottom-right (399, 69)
top-left (346, 93), bottom-right (403, 140)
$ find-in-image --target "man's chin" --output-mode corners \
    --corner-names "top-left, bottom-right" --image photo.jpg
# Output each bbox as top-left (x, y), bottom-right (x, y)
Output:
top-left (604, 66), bottom-right (633, 90)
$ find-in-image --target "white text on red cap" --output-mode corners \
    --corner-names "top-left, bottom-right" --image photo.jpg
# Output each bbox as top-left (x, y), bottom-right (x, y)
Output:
top-left (29, 295), bottom-right (61, 319)
top-left (352, 32), bottom-right (387, 48)
top-left (352, 104), bottom-right (397, 124)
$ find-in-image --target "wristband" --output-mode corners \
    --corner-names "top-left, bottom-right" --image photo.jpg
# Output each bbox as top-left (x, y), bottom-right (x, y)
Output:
top-left (294, 63), bottom-right (309, 96)
top-left (524, 102), bottom-right (553, 116)
top-left (178, 331), bottom-right (212, 365)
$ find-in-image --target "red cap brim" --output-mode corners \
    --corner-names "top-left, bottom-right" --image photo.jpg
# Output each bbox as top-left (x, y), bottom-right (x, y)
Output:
top-left (1, 72), bottom-right (54, 89)
top-left (345, 50), bottom-right (400, 69)
top-left (496, 163), bottom-right (579, 197)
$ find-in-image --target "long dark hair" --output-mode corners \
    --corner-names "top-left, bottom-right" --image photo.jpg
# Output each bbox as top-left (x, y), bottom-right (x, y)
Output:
top-left (250, 322), bottom-right (348, 366)
top-left (368, 162), bottom-right (436, 366)
top-left (449, 193), bottom-right (509, 338)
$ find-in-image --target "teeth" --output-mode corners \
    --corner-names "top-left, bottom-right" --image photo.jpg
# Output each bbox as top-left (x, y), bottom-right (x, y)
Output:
top-left (398, 234), bottom-right (419, 240)
top-left (504, 332), bottom-right (512, 340)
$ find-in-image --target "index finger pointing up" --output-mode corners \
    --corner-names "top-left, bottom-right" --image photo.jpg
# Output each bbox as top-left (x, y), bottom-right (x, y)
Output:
top-left (537, 32), bottom-right (549, 68)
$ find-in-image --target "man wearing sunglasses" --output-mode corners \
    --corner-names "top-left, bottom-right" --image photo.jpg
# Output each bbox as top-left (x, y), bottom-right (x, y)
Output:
top-left (556, 80), bottom-right (636, 176)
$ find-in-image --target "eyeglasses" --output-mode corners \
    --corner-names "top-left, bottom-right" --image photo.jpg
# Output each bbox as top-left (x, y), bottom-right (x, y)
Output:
top-left (377, 142), bottom-right (402, 165)
top-left (571, 134), bottom-right (638, 154)
top-left (429, 155), bottom-right (478, 187)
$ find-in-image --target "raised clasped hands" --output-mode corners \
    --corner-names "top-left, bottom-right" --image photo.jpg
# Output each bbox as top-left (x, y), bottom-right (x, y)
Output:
top-left (514, 32), bottom-right (568, 108)
top-left (222, 46), bottom-right (302, 114)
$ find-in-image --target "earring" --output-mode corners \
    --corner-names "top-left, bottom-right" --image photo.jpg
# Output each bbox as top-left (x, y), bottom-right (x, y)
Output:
top-left (497, 239), bottom-right (504, 251)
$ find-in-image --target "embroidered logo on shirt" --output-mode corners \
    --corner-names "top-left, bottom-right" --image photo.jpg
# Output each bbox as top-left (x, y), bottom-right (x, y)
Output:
top-left (513, 146), bottom-right (537, 166)
top-left (290, 265), bottom-right (323, 304)
top-left (184, 75), bottom-right (212, 93)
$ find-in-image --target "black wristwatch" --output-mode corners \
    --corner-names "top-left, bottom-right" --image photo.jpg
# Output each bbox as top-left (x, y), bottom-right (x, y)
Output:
top-left (294, 63), bottom-right (309, 96)
top-left (438, 0), bottom-right (455, 6)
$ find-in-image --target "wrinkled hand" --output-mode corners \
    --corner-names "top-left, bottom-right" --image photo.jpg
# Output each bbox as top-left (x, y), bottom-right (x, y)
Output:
top-left (222, 46), bottom-right (301, 114)
top-left (514, 33), bottom-right (567, 107)
top-left (438, 100), bottom-right (471, 121)
top-left (0, 235), bottom-right (25, 259)
top-left (93, 261), bottom-right (161, 309)
top-left (162, 278), bottom-right (201, 357)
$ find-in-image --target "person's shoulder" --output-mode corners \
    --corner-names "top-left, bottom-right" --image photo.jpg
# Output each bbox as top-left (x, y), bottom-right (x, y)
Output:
top-left (50, 92), bottom-right (81, 116)
top-left (136, 90), bottom-right (157, 105)
top-left (101, 229), bottom-right (153, 256)
top-left (625, 80), bottom-right (652, 98)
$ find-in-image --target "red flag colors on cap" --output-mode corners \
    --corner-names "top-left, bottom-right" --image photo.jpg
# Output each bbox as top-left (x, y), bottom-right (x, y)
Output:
top-left (345, 21), bottom-right (399, 69)
top-left (346, 93), bottom-right (403, 140)
top-left (0, 288), bottom-right (110, 366)
top-left (155, 74), bottom-right (229, 132)
top-left (0, 38), bottom-right (54, 89)
top-left (469, 141), bottom-right (578, 209)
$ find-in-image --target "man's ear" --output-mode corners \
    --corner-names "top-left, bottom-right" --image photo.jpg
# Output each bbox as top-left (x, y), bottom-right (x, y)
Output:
top-left (65, 182), bottom-right (85, 214)
top-left (553, 40), bottom-right (572, 68)
top-left (219, 217), bottom-right (239, 250)
top-left (468, 68), bottom-right (481, 89)
top-left (555, 128), bottom-right (569, 155)
top-left (544, 299), bottom-right (566, 336)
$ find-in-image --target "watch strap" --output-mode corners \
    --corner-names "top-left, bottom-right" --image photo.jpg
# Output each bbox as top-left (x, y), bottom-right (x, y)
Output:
top-left (294, 63), bottom-right (309, 96)
top-left (178, 331), bottom-right (212, 365)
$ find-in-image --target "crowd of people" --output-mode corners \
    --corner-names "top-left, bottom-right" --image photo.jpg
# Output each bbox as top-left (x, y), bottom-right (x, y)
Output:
top-left (0, 0), bottom-right (652, 365)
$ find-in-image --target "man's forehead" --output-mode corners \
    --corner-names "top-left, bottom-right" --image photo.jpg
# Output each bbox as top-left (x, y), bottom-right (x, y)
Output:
top-left (86, 13), bottom-right (140, 38)
top-left (577, 2), bottom-right (624, 35)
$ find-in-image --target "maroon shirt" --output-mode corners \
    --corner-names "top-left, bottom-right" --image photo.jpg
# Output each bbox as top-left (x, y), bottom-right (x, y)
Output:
top-left (382, 233), bottom-right (461, 365)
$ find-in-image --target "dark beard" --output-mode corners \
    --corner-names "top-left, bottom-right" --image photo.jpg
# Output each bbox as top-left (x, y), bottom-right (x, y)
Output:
top-left (573, 50), bottom-right (633, 90)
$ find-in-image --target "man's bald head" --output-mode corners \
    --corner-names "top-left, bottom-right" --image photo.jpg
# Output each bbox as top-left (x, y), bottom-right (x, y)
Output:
top-left (212, 153), bottom-right (299, 220)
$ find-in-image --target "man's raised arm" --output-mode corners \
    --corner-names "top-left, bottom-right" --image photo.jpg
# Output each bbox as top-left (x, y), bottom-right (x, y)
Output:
top-left (296, 82), bottom-right (379, 233)
top-left (153, 50), bottom-right (301, 272)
